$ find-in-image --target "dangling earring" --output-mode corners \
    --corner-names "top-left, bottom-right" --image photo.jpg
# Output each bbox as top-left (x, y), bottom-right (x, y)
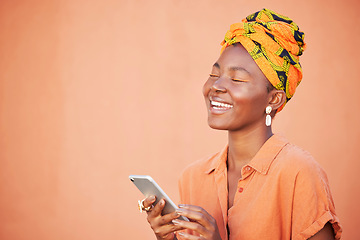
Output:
top-left (265, 106), bottom-right (272, 127)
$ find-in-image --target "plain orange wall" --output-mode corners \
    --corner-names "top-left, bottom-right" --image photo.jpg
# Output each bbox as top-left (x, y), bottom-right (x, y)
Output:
top-left (1, 0), bottom-right (359, 239)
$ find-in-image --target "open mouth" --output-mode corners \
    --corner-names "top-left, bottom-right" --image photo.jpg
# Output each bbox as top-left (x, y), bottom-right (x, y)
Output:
top-left (210, 100), bottom-right (233, 110)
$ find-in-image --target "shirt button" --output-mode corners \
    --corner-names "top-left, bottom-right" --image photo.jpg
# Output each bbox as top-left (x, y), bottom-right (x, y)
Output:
top-left (238, 187), bottom-right (244, 193)
top-left (245, 166), bottom-right (251, 172)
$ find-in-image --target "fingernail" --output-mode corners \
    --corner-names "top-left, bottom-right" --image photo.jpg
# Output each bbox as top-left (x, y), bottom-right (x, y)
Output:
top-left (178, 232), bottom-right (185, 236)
top-left (149, 196), bottom-right (155, 201)
top-left (160, 199), bottom-right (165, 205)
top-left (173, 211), bottom-right (179, 217)
top-left (175, 209), bottom-right (183, 214)
top-left (178, 204), bottom-right (185, 208)
top-left (172, 219), bottom-right (180, 225)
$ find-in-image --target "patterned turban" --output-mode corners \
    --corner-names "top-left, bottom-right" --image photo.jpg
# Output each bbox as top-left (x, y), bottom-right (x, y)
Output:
top-left (221, 8), bottom-right (306, 112)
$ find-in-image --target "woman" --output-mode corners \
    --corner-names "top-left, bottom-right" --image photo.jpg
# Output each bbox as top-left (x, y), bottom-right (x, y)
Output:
top-left (140, 9), bottom-right (342, 240)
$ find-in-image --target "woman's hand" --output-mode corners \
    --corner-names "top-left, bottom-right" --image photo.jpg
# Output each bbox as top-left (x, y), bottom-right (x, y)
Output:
top-left (143, 196), bottom-right (183, 240)
top-left (171, 204), bottom-right (221, 240)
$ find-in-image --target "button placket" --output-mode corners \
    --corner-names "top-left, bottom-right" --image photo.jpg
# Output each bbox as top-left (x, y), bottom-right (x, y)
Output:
top-left (241, 165), bottom-right (253, 179)
top-left (237, 178), bottom-right (246, 191)
top-left (236, 166), bottom-right (254, 195)
top-left (232, 168), bottom-right (256, 207)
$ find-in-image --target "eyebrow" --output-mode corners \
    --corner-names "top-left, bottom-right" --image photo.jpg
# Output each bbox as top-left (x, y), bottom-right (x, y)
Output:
top-left (213, 62), bottom-right (220, 69)
top-left (213, 62), bottom-right (250, 74)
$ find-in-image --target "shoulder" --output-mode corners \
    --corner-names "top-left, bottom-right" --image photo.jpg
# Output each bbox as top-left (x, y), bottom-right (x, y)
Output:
top-left (177, 149), bottom-right (223, 203)
top-left (178, 144), bottom-right (228, 186)
top-left (266, 138), bottom-right (330, 188)
top-left (280, 144), bottom-right (342, 239)
top-left (275, 141), bottom-right (326, 176)
top-left (179, 151), bottom-right (220, 181)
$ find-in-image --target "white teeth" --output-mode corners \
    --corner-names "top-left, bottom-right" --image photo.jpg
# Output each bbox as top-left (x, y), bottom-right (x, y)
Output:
top-left (211, 101), bottom-right (233, 108)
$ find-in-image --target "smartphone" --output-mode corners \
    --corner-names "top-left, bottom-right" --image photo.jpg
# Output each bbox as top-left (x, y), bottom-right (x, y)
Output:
top-left (129, 175), bottom-right (189, 221)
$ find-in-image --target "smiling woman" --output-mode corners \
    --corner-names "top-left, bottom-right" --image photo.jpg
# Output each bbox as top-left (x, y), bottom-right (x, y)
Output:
top-left (140, 8), bottom-right (342, 240)
top-left (203, 43), bottom-right (277, 132)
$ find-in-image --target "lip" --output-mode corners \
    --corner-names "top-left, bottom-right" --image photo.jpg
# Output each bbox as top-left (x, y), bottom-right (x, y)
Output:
top-left (209, 97), bottom-right (233, 115)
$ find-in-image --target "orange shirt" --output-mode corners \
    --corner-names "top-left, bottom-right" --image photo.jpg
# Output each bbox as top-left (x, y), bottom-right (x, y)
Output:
top-left (177, 134), bottom-right (342, 240)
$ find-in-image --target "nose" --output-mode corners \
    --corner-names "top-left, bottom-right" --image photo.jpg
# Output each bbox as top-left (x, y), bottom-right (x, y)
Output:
top-left (210, 78), bottom-right (227, 93)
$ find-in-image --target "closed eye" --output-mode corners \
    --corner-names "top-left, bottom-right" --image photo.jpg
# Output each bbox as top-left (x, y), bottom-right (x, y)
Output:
top-left (232, 78), bottom-right (249, 82)
top-left (209, 74), bottom-right (219, 78)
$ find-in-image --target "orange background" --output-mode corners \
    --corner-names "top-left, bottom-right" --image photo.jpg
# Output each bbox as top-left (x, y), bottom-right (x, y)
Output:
top-left (0, 0), bottom-right (359, 239)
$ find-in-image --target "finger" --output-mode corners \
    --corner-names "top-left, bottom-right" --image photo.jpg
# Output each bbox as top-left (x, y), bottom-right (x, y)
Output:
top-left (147, 198), bottom-right (166, 219)
top-left (153, 223), bottom-right (184, 238)
top-left (177, 231), bottom-right (205, 240)
top-left (148, 200), bottom-right (184, 228)
top-left (157, 210), bottom-right (185, 226)
top-left (172, 219), bottom-right (208, 237)
top-left (178, 205), bottom-right (214, 226)
top-left (143, 195), bottom-right (156, 208)
top-left (178, 204), bottom-right (213, 221)
top-left (163, 232), bottom-right (175, 240)
top-left (147, 209), bottom-right (184, 239)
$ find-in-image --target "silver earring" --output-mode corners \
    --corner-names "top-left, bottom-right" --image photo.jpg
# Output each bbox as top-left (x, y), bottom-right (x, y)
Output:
top-left (265, 106), bottom-right (272, 127)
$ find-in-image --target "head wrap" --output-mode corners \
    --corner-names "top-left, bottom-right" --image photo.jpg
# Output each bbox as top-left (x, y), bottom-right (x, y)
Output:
top-left (221, 8), bottom-right (306, 112)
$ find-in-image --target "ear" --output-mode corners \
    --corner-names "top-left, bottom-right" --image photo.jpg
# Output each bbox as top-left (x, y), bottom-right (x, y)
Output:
top-left (268, 90), bottom-right (286, 114)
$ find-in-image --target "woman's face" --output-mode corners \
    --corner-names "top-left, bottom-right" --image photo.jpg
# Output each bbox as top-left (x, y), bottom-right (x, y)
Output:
top-left (203, 44), bottom-right (272, 131)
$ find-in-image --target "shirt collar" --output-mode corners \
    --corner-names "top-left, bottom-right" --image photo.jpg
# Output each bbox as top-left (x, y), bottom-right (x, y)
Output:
top-left (205, 144), bottom-right (228, 174)
top-left (204, 134), bottom-right (289, 175)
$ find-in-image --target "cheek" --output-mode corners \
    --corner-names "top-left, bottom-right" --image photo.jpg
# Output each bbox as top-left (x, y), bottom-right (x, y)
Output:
top-left (230, 87), bottom-right (252, 103)
top-left (231, 86), bottom-right (269, 110)
top-left (202, 79), bottom-right (211, 98)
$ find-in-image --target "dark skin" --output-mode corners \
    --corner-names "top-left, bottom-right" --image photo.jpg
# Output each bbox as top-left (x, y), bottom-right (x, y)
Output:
top-left (143, 44), bottom-right (335, 240)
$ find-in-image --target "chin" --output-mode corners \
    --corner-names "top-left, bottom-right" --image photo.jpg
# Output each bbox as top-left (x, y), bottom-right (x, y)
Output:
top-left (207, 120), bottom-right (229, 131)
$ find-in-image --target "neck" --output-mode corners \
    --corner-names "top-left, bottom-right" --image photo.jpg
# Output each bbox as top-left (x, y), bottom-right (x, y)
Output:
top-left (227, 124), bottom-right (273, 171)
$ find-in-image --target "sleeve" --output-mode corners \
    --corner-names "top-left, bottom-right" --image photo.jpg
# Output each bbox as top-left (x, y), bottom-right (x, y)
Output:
top-left (175, 170), bottom-right (191, 240)
top-left (175, 169), bottom-right (199, 240)
top-left (177, 168), bottom-right (189, 205)
top-left (291, 162), bottom-right (342, 240)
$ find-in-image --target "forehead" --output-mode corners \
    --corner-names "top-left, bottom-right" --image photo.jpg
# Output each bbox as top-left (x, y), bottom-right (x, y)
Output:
top-left (214, 44), bottom-right (266, 78)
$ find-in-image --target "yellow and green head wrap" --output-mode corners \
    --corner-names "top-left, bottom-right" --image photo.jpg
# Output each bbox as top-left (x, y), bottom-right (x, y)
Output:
top-left (221, 8), bottom-right (306, 112)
